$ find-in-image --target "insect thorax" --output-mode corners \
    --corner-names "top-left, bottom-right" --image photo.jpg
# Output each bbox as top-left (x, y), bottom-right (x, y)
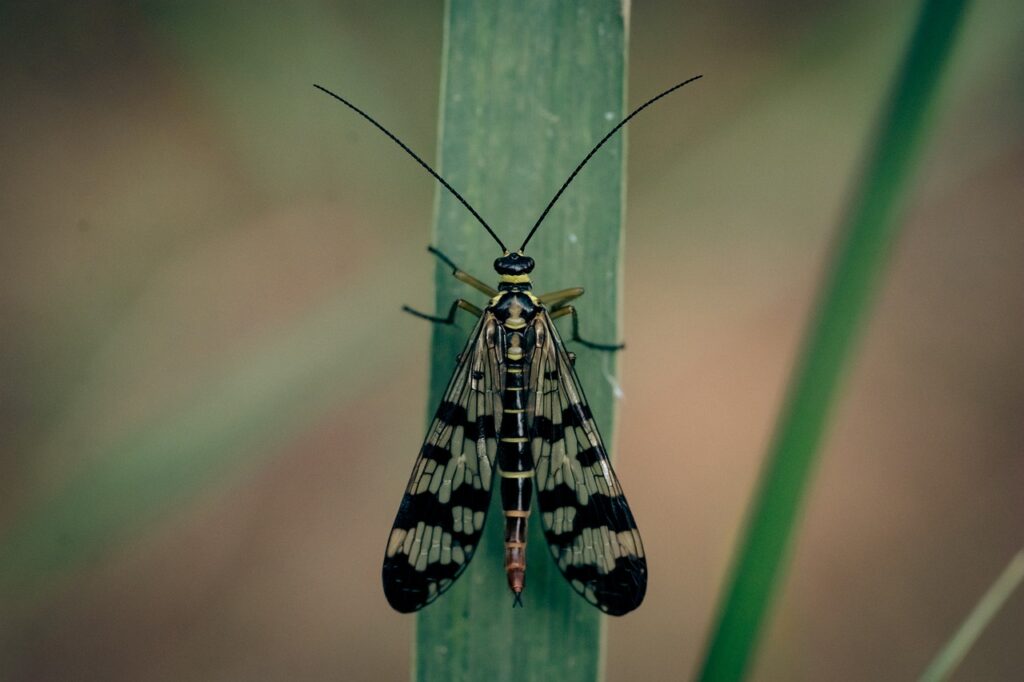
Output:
top-left (489, 291), bottom-right (538, 363)
top-left (491, 290), bottom-right (538, 324)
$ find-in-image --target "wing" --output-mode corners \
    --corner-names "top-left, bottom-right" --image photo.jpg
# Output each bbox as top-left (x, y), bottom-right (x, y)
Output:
top-left (529, 311), bottom-right (647, 615)
top-left (382, 312), bottom-right (503, 612)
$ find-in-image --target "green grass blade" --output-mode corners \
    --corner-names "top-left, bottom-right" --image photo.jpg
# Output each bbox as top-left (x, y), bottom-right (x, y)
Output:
top-left (695, 0), bottom-right (971, 680)
top-left (919, 550), bottom-right (1024, 682)
top-left (414, 1), bottom-right (628, 680)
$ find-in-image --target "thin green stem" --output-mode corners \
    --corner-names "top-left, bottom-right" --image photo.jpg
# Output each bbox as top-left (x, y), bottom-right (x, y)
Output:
top-left (919, 550), bottom-right (1024, 682)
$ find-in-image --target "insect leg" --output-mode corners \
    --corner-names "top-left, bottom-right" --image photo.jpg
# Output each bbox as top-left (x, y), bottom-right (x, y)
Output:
top-left (538, 287), bottom-right (584, 308)
top-left (428, 246), bottom-right (498, 297)
top-left (549, 305), bottom-right (625, 351)
top-left (402, 298), bottom-right (482, 325)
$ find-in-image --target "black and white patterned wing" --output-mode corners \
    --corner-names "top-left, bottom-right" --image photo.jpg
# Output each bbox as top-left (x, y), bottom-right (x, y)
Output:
top-left (382, 313), bottom-right (502, 612)
top-left (529, 312), bottom-right (646, 615)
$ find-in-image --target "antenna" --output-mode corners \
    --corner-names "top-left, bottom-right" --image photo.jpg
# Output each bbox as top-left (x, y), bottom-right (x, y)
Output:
top-left (314, 84), bottom-right (508, 252)
top-left (519, 74), bottom-right (703, 252)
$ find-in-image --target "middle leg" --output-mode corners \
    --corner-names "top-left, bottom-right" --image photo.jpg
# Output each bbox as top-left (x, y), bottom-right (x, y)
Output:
top-left (403, 298), bottom-right (482, 325)
top-left (549, 305), bottom-right (625, 351)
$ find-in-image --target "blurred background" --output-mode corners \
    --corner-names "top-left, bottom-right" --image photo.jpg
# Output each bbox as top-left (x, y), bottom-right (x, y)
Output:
top-left (1, 1), bottom-right (1022, 680)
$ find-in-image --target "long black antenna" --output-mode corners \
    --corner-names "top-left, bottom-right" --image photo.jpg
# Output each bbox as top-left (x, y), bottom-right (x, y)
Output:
top-left (314, 84), bottom-right (508, 252)
top-left (519, 74), bottom-right (703, 252)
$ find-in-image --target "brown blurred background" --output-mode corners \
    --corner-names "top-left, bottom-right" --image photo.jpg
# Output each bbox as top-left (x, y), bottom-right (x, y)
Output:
top-left (1, 1), bottom-right (1022, 680)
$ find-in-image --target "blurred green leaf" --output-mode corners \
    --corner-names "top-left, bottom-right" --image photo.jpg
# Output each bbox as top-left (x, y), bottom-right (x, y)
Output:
top-left (696, 0), bottom-right (971, 679)
top-left (0, 280), bottom-right (413, 611)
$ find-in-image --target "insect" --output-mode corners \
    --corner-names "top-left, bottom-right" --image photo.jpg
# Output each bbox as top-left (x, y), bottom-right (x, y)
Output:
top-left (316, 75), bottom-right (701, 616)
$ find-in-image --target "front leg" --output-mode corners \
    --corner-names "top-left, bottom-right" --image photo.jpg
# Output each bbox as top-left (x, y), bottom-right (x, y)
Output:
top-left (549, 304), bottom-right (625, 351)
top-left (403, 298), bottom-right (483, 325)
top-left (427, 246), bottom-right (498, 297)
top-left (538, 287), bottom-right (584, 308)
